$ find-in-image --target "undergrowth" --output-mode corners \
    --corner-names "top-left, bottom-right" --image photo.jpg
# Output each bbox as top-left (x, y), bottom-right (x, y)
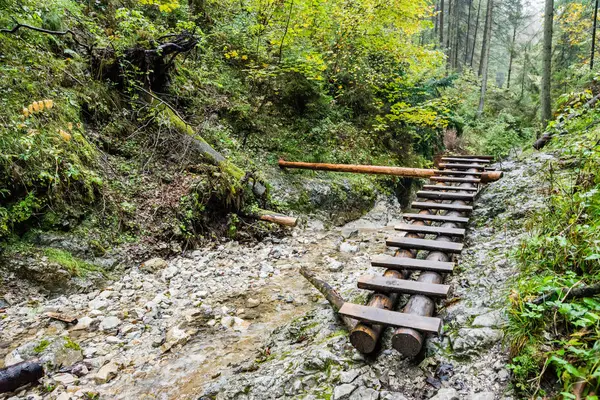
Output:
top-left (507, 94), bottom-right (600, 398)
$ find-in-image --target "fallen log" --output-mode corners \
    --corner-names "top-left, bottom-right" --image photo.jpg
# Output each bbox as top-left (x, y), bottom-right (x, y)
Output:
top-left (0, 361), bottom-right (44, 394)
top-left (251, 209), bottom-right (298, 227)
top-left (299, 267), bottom-right (357, 330)
top-left (533, 92), bottom-right (600, 150)
top-left (278, 159), bottom-right (502, 183)
top-left (162, 105), bottom-right (267, 197)
top-left (532, 282), bottom-right (600, 305)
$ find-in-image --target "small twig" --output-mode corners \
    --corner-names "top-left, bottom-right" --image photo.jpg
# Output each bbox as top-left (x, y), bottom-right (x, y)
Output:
top-left (532, 282), bottom-right (600, 305)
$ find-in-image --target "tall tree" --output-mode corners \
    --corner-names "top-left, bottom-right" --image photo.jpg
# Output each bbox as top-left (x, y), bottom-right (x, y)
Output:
top-left (464, 0), bottom-right (473, 64)
top-left (507, 24), bottom-right (517, 88)
top-left (541, 0), bottom-right (554, 128)
top-left (592, 0), bottom-right (599, 69)
top-left (478, 0), bottom-right (491, 76)
top-left (439, 0), bottom-right (445, 46)
top-left (506, 0), bottom-right (525, 89)
top-left (478, 0), bottom-right (493, 116)
top-left (470, 0), bottom-right (481, 67)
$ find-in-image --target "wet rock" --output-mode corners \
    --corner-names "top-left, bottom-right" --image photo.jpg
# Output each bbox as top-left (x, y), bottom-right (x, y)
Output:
top-left (334, 384), bottom-right (357, 399)
top-left (340, 369), bottom-right (361, 384)
top-left (99, 316), bottom-right (121, 331)
top-left (324, 256), bottom-right (344, 272)
top-left (232, 317), bottom-right (251, 332)
top-left (161, 266), bottom-right (179, 280)
top-left (71, 363), bottom-right (89, 377)
top-left (350, 387), bottom-right (380, 400)
top-left (142, 257), bottom-right (168, 271)
top-left (53, 373), bottom-right (77, 386)
top-left (246, 298), bottom-right (261, 308)
top-left (429, 388), bottom-right (459, 400)
top-left (380, 392), bottom-right (408, 400)
top-left (71, 316), bottom-right (93, 331)
top-left (453, 328), bottom-right (504, 356)
top-left (93, 361), bottom-right (118, 384)
top-left (469, 392), bottom-right (495, 400)
top-left (472, 311), bottom-right (503, 328)
top-left (340, 242), bottom-right (359, 253)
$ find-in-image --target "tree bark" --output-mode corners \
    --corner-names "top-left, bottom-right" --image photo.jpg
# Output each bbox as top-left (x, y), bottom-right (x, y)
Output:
top-left (592, 0), bottom-right (599, 70)
top-left (0, 361), bottom-right (44, 394)
top-left (541, 0), bottom-right (554, 128)
top-left (507, 24), bottom-right (517, 89)
top-left (440, 0), bottom-right (445, 47)
top-left (299, 267), bottom-right (358, 331)
top-left (478, 0), bottom-right (493, 116)
top-left (470, 0), bottom-right (481, 67)
top-left (532, 282), bottom-right (600, 305)
top-left (464, 0), bottom-right (473, 65)
top-left (478, 0), bottom-right (492, 77)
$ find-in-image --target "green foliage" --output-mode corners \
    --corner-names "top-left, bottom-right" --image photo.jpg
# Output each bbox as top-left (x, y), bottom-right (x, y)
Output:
top-left (507, 106), bottom-right (600, 398)
top-left (33, 339), bottom-right (51, 354)
top-left (44, 248), bottom-right (105, 277)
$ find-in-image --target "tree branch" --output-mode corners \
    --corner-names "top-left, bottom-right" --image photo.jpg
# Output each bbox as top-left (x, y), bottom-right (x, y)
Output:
top-left (0, 22), bottom-right (85, 48)
top-left (532, 282), bottom-right (600, 305)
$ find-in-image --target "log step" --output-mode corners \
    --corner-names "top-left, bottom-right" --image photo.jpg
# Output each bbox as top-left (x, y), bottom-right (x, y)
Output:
top-left (440, 157), bottom-right (491, 164)
top-left (403, 213), bottom-right (470, 224)
top-left (430, 176), bottom-right (481, 183)
top-left (357, 275), bottom-right (450, 298)
top-left (422, 185), bottom-right (478, 192)
top-left (417, 191), bottom-right (475, 201)
top-left (412, 202), bottom-right (473, 213)
top-left (395, 223), bottom-right (466, 237)
top-left (442, 154), bottom-right (494, 160)
top-left (339, 303), bottom-right (442, 333)
top-left (371, 254), bottom-right (455, 273)
top-left (386, 237), bottom-right (464, 253)
top-left (438, 163), bottom-right (486, 170)
top-left (436, 170), bottom-right (482, 176)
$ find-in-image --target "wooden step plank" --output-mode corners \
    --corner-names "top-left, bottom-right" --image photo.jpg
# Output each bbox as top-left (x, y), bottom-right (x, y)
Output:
top-left (422, 184), bottom-right (478, 192)
top-left (412, 202), bottom-right (473, 212)
top-left (430, 176), bottom-right (481, 183)
top-left (436, 170), bottom-right (483, 176)
top-left (417, 191), bottom-right (475, 201)
top-left (443, 154), bottom-right (494, 160)
top-left (386, 237), bottom-right (464, 253)
top-left (438, 163), bottom-right (486, 170)
top-left (440, 157), bottom-right (491, 164)
top-left (395, 223), bottom-right (466, 237)
top-left (339, 303), bottom-right (442, 333)
top-left (403, 213), bottom-right (469, 224)
top-left (371, 254), bottom-right (455, 273)
top-left (357, 275), bottom-right (450, 298)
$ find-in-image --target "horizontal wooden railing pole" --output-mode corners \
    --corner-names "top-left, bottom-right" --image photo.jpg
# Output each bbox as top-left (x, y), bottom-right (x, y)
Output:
top-left (278, 159), bottom-right (502, 182)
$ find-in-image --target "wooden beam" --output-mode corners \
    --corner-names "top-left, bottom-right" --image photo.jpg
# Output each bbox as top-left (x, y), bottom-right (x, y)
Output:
top-left (339, 303), bottom-right (442, 333)
top-left (440, 157), bottom-right (491, 163)
top-left (412, 202), bottom-right (473, 213)
top-left (436, 170), bottom-right (483, 176)
top-left (430, 176), bottom-right (481, 183)
top-left (402, 213), bottom-right (469, 224)
top-left (417, 191), bottom-right (475, 201)
top-left (386, 237), bottom-right (464, 253)
top-left (422, 184), bottom-right (478, 192)
top-left (371, 255), bottom-right (455, 273)
top-left (395, 223), bottom-right (466, 237)
top-left (442, 154), bottom-right (494, 160)
top-left (438, 163), bottom-right (486, 170)
top-left (357, 275), bottom-right (450, 298)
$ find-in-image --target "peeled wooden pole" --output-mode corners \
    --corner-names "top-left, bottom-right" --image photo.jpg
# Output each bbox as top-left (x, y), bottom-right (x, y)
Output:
top-left (251, 209), bottom-right (298, 227)
top-left (391, 169), bottom-right (477, 357)
top-left (278, 159), bottom-right (502, 183)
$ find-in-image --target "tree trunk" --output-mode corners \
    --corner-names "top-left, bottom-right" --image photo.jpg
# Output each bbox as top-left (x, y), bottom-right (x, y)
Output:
top-left (507, 24), bottom-right (517, 89)
top-left (592, 0), bottom-right (599, 70)
top-left (452, 0), bottom-right (461, 69)
top-left (470, 0), bottom-right (481, 67)
top-left (439, 0), bottom-right (445, 47)
top-left (464, 0), bottom-right (472, 64)
top-left (541, 0), bottom-right (554, 128)
top-left (477, 0), bottom-right (493, 116)
top-left (446, 0), bottom-right (453, 51)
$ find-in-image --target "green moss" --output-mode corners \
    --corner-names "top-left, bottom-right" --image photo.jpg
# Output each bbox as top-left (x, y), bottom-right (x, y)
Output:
top-left (63, 336), bottom-right (81, 351)
top-left (34, 339), bottom-right (50, 354)
top-left (43, 248), bottom-right (106, 277)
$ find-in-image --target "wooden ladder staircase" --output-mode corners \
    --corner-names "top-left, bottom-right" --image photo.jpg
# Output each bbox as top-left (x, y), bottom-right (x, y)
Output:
top-left (339, 155), bottom-right (499, 357)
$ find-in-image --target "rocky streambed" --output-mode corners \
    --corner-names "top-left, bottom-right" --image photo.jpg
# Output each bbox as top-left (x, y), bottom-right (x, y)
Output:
top-left (0, 152), bottom-right (553, 400)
